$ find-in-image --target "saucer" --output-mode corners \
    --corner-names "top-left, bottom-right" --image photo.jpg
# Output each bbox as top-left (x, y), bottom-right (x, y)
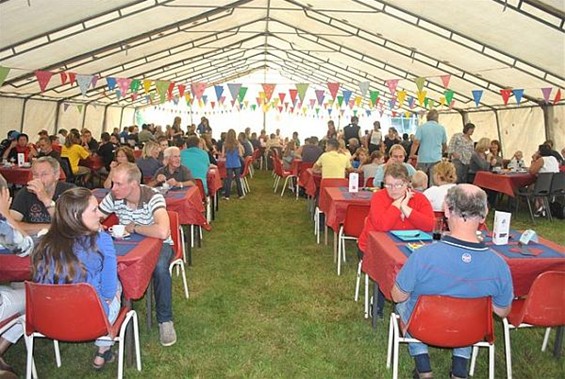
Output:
top-left (111, 231), bottom-right (131, 239)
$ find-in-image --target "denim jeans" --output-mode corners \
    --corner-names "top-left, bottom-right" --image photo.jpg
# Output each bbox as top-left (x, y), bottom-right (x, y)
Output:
top-left (396, 300), bottom-right (472, 359)
top-left (223, 167), bottom-right (243, 198)
top-left (95, 282), bottom-right (122, 348)
top-left (154, 243), bottom-right (174, 323)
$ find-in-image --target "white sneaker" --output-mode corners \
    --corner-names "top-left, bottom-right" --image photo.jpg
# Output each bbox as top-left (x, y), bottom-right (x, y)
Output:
top-left (159, 321), bottom-right (177, 347)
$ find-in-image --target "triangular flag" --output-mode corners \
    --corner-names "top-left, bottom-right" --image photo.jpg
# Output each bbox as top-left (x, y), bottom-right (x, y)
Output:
top-left (68, 72), bottom-right (76, 85)
top-left (227, 83), bottom-right (241, 101)
top-left (129, 79), bottom-right (140, 93)
top-left (237, 86), bottom-right (248, 103)
top-left (541, 87), bottom-right (552, 103)
top-left (397, 90), bottom-right (407, 106)
top-left (415, 77), bottom-right (426, 92)
top-left (278, 92), bottom-right (286, 104)
top-left (513, 89), bottom-right (524, 105)
top-left (342, 90), bottom-right (352, 104)
top-left (408, 96), bottom-right (416, 109)
top-left (358, 81), bottom-right (370, 98)
top-left (143, 80), bottom-right (152, 94)
top-left (553, 89), bottom-right (562, 104)
top-left (315, 89), bottom-right (325, 106)
top-left (63, 103), bottom-right (70, 112)
top-left (35, 70), bottom-right (53, 92)
top-left (472, 90), bottom-right (483, 107)
top-left (444, 89), bottom-right (455, 105)
top-left (417, 90), bottom-right (427, 106)
top-left (76, 74), bottom-right (93, 96)
top-left (500, 89), bottom-right (512, 105)
top-left (0, 66), bottom-right (10, 87)
top-left (131, 93), bottom-right (138, 102)
top-left (59, 72), bottom-right (68, 85)
top-left (369, 90), bottom-right (380, 107)
top-left (191, 82), bottom-right (206, 100)
top-left (289, 89), bottom-right (298, 104)
top-left (309, 99), bottom-right (316, 108)
top-left (219, 95), bottom-right (225, 104)
top-left (214, 85), bottom-right (224, 101)
top-left (155, 80), bottom-right (170, 103)
top-left (177, 84), bottom-right (186, 98)
top-left (354, 96), bottom-right (362, 107)
top-left (106, 77), bottom-right (117, 91)
top-left (337, 95), bottom-right (344, 107)
top-left (262, 83), bottom-right (276, 101)
top-left (386, 79), bottom-right (399, 95)
top-left (116, 90), bottom-right (122, 101)
top-left (440, 75), bottom-right (451, 88)
top-left (296, 83), bottom-right (309, 102)
top-left (116, 78), bottom-right (132, 96)
top-left (77, 104), bottom-right (83, 113)
top-left (91, 75), bottom-right (99, 88)
top-left (327, 82), bottom-right (340, 99)
top-left (202, 95), bottom-right (208, 105)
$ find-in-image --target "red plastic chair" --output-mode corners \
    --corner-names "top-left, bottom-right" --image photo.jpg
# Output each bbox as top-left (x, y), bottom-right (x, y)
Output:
top-left (502, 271), bottom-right (565, 379)
top-left (240, 156), bottom-right (253, 194)
top-left (365, 177), bottom-right (374, 187)
top-left (273, 157), bottom-right (294, 196)
top-left (194, 178), bottom-right (211, 223)
top-left (168, 211), bottom-right (189, 299)
top-left (387, 295), bottom-right (495, 379)
top-left (295, 161), bottom-right (314, 199)
top-left (337, 204), bottom-right (370, 276)
top-left (314, 178), bottom-right (349, 244)
top-left (24, 282), bottom-right (141, 379)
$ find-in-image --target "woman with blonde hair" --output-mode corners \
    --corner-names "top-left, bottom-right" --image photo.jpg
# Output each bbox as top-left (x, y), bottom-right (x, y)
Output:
top-left (221, 129), bottom-right (245, 200)
top-left (467, 137), bottom-right (491, 184)
top-left (136, 141), bottom-right (163, 179)
top-left (423, 161), bottom-right (458, 211)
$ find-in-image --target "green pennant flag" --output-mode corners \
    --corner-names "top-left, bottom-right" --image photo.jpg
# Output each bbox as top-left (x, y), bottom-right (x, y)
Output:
top-left (251, 104), bottom-right (256, 111)
top-left (237, 86), bottom-right (248, 103)
top-left (353, 109), bottom-right (358, 117)
top-left (0, 66), bottom-right (10, 87)
top-left (337, 95), bottom-right (344, 107)
top-left (415, 77), bottom-right (426, 92)
top-left (296, 83), bottom-right (309, 102)
top-left (369, 90), bottom-right (380, 107)
top-left (424, 97), bottom-right (429, 108)
top-left (315, 107), bottom-right (320, 115)
top-left (77, 104), bottom-right (84, 113)
top-left (155, 80), bottom-right (170, 104)
top-left (444, 89), bottom-right (454, 104)
top-left (130, 79), bottom-right (141, 92)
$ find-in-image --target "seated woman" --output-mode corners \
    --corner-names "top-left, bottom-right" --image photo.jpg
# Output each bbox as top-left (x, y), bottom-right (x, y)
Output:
top-left (103, 146), bottom-right (135, 189)
top-left (136, 141), bottom-right (163, 182)
top-left (357, 163), bottom-right (435, 317)
top-left (529, 144), bottom-right (560, 216)
top-left (488, 139), bottom-right (504, 168)
top-left (360, 150), bottom-right (384, 184)
top-left (282, 140), bottom-right (296, 170)
top-left (351, 147), bottom-right (368, 170)
top-left (31, 187), bottom-right (121, 370)
top-left (0, 175), bottom-right (33, 376)
top-left (467, 137), bottom-right (492, 183)
top-left (423, 161), bottom-right (458, 211)
top-left (508, 150), bottom-right (525, 171)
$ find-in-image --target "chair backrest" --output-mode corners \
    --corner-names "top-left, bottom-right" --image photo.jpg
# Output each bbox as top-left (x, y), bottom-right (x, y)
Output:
top-left (533, 173), bottom-right (554, 196)
top-left (241, 156), bottom-right (253, 177)
top-left (550, 171), bottom-right (565, 195)
top-left (25, 282), bottom-right (110, 341)
top-left (59, 156), bottom-right (74, 182)
top-left (343, 204), bottom-right (371, 237)
top-left (194, 178), bottom-right (207, 201)
top-left (365, 177), bottom-right (374, 187)
top-left (319, 178), bottom-right (349, 190)
top-left (102, 212), bottom-right (119, 229)
top-left (406, 295), bottom-right (494, 347)
top-left (297, 161), bottom-right (314, 175)
top-left (521, 271), bottom-right (565, 327)
top-left (167, 210), bottom-right (183, 262)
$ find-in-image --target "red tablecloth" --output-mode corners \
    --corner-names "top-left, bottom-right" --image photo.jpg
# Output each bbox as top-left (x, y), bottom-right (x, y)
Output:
top-left (0, 166), bottom-right (66, 185)
top-left (363, 231), bottom-right (565, 300)
top-left (318, 187), bottom-right (373, 232)
top-left (473, 171), bottom-right (535, 197)
top-left (207, 168), bottom-right (222, 195)
top-left (92, 186), bottom-right (209, 227)
top-left (217, 159), bottom-right (226, 179)
top-left (302, 168), bottom-right (321, 197)
top-left (0, 235), bottom-right (162, 300)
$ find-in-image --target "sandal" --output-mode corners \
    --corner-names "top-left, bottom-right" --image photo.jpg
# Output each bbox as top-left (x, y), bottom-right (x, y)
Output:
top-left (92, 348), bottom-right (115, 370)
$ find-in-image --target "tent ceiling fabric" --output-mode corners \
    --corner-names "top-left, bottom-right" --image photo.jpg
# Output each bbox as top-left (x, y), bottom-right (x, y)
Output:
top-left (0, 0), bottom-right (563, 111)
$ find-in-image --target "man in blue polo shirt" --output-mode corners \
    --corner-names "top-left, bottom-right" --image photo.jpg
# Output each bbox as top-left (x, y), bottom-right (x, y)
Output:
top-left (410, 109), bottom-right (447, 184)
top-left (180, 135), bottom-right (214, 195)
top-left (391, 184), bottom-right (513, 379)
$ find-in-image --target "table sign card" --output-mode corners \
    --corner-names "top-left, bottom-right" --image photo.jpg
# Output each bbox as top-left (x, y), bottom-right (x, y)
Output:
top-left (349, 172), bottom-right (359, 193)
top-left (493, 210), bottom-right (511, 245)
top-left (519, 229), bottom-right (538, 245)
top-left (17, 153), bottom-right (25, 167)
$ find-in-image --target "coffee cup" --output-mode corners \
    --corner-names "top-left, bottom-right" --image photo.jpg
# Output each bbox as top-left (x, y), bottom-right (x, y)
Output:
top-left (109, 224), bottom-right (126, 238)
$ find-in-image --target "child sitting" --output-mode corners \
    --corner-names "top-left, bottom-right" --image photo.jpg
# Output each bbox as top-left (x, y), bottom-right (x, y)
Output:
top-left (411, 170), bottom-right (428, 192)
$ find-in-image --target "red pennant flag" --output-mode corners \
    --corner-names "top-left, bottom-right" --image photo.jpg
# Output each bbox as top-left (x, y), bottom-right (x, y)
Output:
top-left (500, 89), bottom-right (512, 105)
top-left (278, 92), bottom-right (286, 104)
top-left (440, 74), bottom-right (451, 88)
top-left (262, 83), bottom-right (276, 101)
top-left (35, 70), bottom-right (53, 92)
top-left (211, 101), bottom-right (216, 109)
top-left (278, 106), bottom-right (283, 113)
top-left (385, 79), bottom-right (399, 95)
top-left (60, 72), bottom-right (68, 85)
top-left (289, 89), bottom-right (298, 104)
top-left (553, 89), bottom-right (562, 104)
top-left (68, 72), bottom-right (76, 85)
top-left (167, 82), bottom-right (175, 98)
top-left (177, 84), bottom-right (186, 98)
top-left (327, 82), bottom-right (340, 99)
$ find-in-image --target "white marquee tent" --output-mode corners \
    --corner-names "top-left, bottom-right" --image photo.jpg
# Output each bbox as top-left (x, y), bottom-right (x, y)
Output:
top-left (1, 0), bottom-right (564, 158)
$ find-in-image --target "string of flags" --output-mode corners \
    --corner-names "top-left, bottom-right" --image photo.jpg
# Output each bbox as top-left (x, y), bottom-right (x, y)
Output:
top-left (0, 66), bottom-right (562, 117)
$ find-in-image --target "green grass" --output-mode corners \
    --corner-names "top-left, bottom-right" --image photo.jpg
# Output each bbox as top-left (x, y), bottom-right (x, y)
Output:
top-left (5, 170), bottom-right (565, 378)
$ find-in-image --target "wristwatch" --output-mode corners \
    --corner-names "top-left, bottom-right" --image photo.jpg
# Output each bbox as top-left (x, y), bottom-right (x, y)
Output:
top-left (46, 200), bottom-right (56, 209)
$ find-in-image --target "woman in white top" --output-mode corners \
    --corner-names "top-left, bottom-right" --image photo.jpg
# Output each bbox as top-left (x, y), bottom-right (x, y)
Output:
top-left (423, 161), bottom-right (458, 211)
top-left (368, 121), bottom-right (382, 154)
top-left (529, 144), bottom-right (559, 216)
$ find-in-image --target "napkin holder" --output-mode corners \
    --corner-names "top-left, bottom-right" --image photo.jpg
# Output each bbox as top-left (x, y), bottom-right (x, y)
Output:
top-left (519, 229), bottom-right (538, 245)
top-left (349, 172), bottom-right (359, 193)
top-left (492, 210), bottom-right (511, 245)
top-left (17, 153), bottom-right (25, 167)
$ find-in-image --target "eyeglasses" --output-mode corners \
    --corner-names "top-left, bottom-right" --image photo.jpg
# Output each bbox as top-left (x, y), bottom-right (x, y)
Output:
top-left (383, 182), bottom-right (406, 190)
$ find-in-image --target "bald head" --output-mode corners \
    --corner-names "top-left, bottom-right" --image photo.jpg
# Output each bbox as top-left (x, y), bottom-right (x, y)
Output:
top-left (444, 184), bottom-right (488, 220)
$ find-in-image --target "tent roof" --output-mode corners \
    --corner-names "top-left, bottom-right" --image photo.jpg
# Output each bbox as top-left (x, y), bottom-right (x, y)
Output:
top-left (1, 0), bottom-right (563, 111)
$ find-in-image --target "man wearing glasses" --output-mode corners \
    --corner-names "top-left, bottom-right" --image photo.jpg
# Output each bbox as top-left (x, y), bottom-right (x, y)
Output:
top-left (10, 156), bottom-right (74, 234)
top-left (372, 144), bottom-right (417, 188)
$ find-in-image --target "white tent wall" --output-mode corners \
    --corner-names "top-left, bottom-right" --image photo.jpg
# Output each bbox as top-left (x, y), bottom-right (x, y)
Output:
top-left (58, 104), bottom-right (84, 133)
top-left (23, 99), bottom-right (56, 137)
top-left (83, 105), bottom-right (105, 138)
top-left (549, 104), bottom-right (565, 153)
top-left (498, 107), bottom-right (545, 160)
top-left (105, 107), bottom-right (127, 134)
top-left (435, 112), bottom-right (465, 141)
top-left (0, 97), bottom-right (24, 134)
top-left (121, 108), bottom-right (136, 130)
top-left (465, 111), bottom-right (500, 147)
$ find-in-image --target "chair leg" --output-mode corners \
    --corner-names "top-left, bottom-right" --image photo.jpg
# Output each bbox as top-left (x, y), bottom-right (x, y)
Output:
top-left (281, 176), bottom-right (289, 197)
top-left (54, 340), bottom-right (61, 367)
top-left (181, 263), bottom-right (189, 299)
top-left (542, 327), bottom-right (552, 351)
top-left (526, 197), bottom-right (535, 223)
top-left (337, 229), bottom-right (343, 275)
top-left (133, 312), bottom-right (142, 371)
top-left (503, 318), bottom-right (513, 379)
top-left (354, 260), bottom-right (362, 301)
top-left (392, 314), bottom-right (400, 379)
top-left (386, 313), bottom-right (395, 369)
top-left (25, 335), bottom-right (34, 379)
top-left (469, 345), bottom-right (478, 375)
top-left (488, 343), bottom-right (495, 379)
top-left (364, 275), bottom-right (369, 319)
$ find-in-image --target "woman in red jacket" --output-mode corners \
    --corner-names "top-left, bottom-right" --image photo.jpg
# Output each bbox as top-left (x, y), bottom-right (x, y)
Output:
top-left (357, 162), bottom-right (435, 317)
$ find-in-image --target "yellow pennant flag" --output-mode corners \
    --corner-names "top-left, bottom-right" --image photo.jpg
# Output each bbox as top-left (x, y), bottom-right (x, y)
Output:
top-left (397, 90), bottom-right (407, 106)
top-left (143, 80), bottom-right (152, 94)
top-left (354, 96), bottom-right (362, 107)
top-left (417, 90), bottom-right (427, 106)
top-left (439, 97), bottom-right (446, 106)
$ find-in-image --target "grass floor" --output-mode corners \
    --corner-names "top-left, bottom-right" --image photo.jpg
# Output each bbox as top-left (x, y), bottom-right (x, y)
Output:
top-left (5, 170), bottom-right (565, 378)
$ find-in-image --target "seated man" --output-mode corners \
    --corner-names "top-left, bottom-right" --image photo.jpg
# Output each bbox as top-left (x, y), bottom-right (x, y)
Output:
top-left (35, 136), bottom-right (61, 160)
top-left (152, 146), bottom-right (195, 188)
top-left (295, 137), bottom-right (323, 163)
top-left (391, 184), bottom-right (513, 379)
top-left (180, 136), bottom-right (213, 195)
top-left (312, 138), bottom-right (352, 178)
top-left (98, 162), bottom-right (177, 346)
top-left (372, 144), bottom-right (417, 187)
top-left (10, 157), bottom-right (75, 234)
top-left (2, 133), bottom-right (37, 163)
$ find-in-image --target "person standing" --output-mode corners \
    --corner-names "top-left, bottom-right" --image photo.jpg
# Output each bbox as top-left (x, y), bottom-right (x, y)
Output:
top-left (343, 116), bottom-right (362, 148)
top-left (222, 129), bottom-right (245, 200)
top-left (368, 121), bottom-right (383, 154)
top-left (448, 123), bottom-right (475, 184)
top-left (410, 109), bottom-right (448, 184)
top-left (391, 185), bottom-right (512, 379)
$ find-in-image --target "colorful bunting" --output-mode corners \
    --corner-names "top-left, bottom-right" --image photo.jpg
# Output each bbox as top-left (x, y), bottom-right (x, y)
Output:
top-left (68, 72), bottom-right (76, 85)
top-left (342, 90), bottom-right (352, 105)
top-left (106, 77), bottom-right (117, 91)
top-left (444, 89), bottom-right (455, 105)
top-left (191, 82), bottom-right (206, 100)
top-left (59, 72), bottom-right (68, 85)
top-left (415, 77), bottom-right (426, 92)
top-left (385, 79), bottom-right (399, 95)
top-left (177, 84), bottom-right (186, 98)
top-left (397, 90), bottom-right (407, 106)
top-left (214, 85), bottom-right (224, 102)
top-left (288, 89), bottom-right (298, 105)
top-left (500, 89), bottom-right (512, 105)
top-left (417, 90), bottom-right (427, 106)
top-left (237, 86), bottom-right (248, 103)
top-left (554, 89), bottom-right (562, 104)
top-left (327, 82), bottom-right (340, 99)
top-left (315, 89), bottom-right (325, 106)
top-left (227, 83), bottom-right (241, 101)
top-left (472, 90), bottom-right (483, 107)
top-left (358, 81), bottom-right (369, 98)
top-left (143, 80), bottom-right (152, 94)
top-left (261, 83), bottom-right (276, 101)
top-left (0, 66), bottom-right (10, 87)
top-left (541, 87), bottom-right (552, 103)
top-left (369, 90), bottom-right (380, 107)
top-left (117, 78), bottom-right (132, 96)
top-left (278, 92), bottom-right (286, 104)
top-left (296, 83), bottom-right (309, 102)
top-left (512, 89), bottom-right (524, 105)
top-left (35, 70), bottom-right (53, 92)
top-left (440, 74), bottom-right (451, 88)
top-left (76, 74), bottom-right (93, 96)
